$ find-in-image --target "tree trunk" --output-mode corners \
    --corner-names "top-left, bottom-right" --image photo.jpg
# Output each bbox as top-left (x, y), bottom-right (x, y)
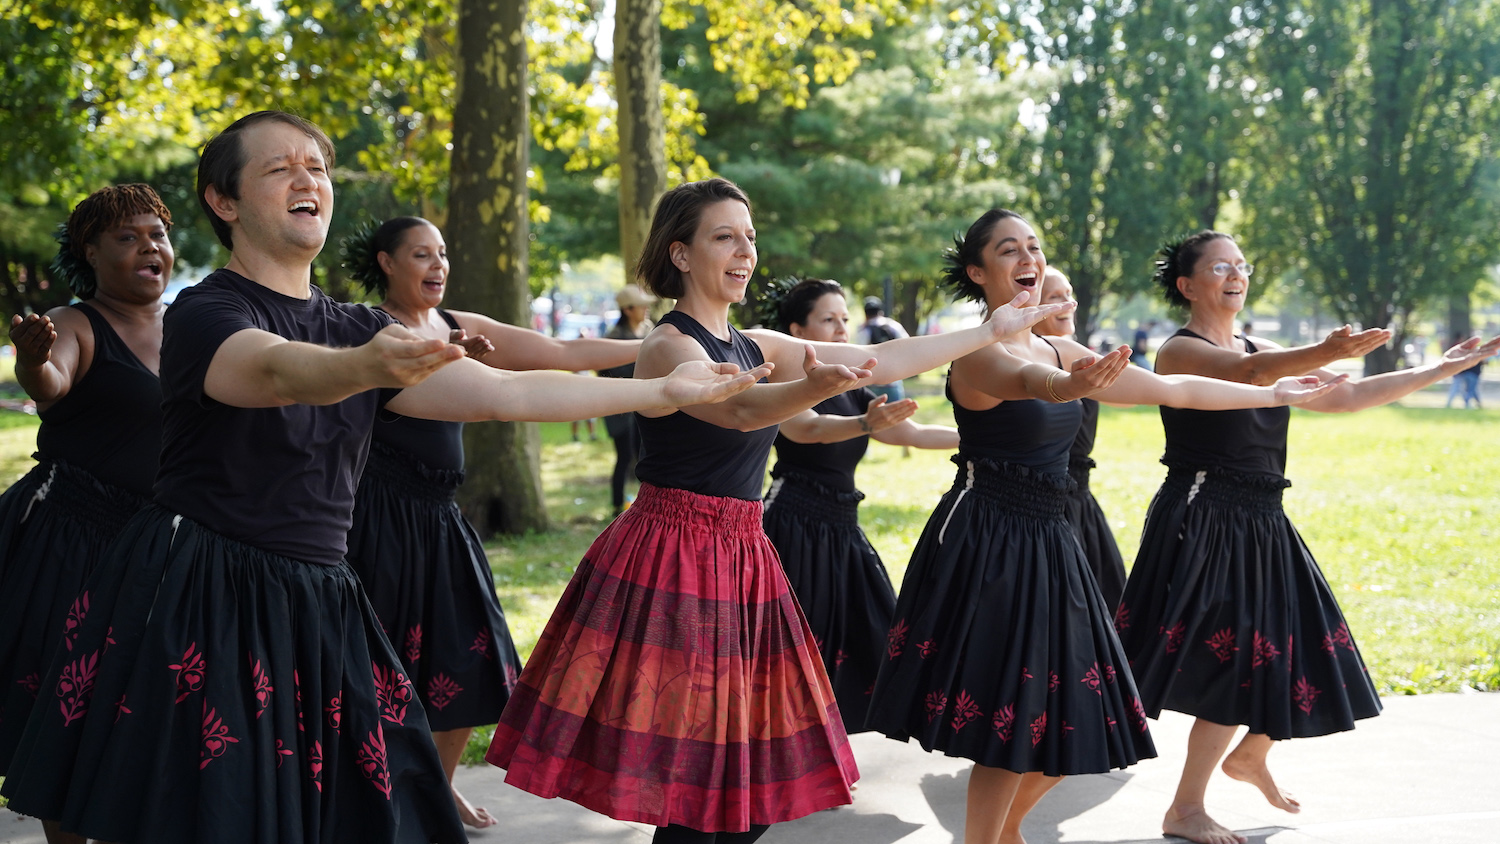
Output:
top-left (446, 0), bottom-right (548, 536)
top-left (615, 0), bottom-right (666, 286)
top-left (1447, 293), bottom-right (1473, 343)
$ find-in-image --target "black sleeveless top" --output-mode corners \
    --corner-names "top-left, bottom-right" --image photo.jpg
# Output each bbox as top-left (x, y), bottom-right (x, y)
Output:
top-left (635, 311), bottom-right (776, 500)
top-left (1068, 397), bottom-right (1100, 466)
top-left (1159, 329), bottom-right (1289, 477)
top-left (370, 309), bottom-right (465, 473)
top-left (948, 339), bottom-right (1082, 475)
top-left (769, 387), bottom-right (876, 493)
top-left (36, 302), bottom-right (162, 496)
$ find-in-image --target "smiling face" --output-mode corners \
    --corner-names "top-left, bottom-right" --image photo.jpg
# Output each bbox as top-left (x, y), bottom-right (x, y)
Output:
top-left (86, 212), bottom-right (173, 303)
top-left (669, 199), bottom-right (756, 305)
top-left (379, 223), bottom-right (448, 310)
top-left (219, 119), bottom-right (334, 258)
top-left (965, 214), bottom-right (1046, 308)
top-left (1032, 269), bottom-right (1075, 338)
top-left (790, 291), bottom-right (850, 343)
top-left (1177, 236), bottom-right (1248, 316)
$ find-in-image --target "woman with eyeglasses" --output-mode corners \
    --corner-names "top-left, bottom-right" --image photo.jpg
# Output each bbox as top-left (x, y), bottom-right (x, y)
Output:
top-left (864, 210), bottom-right (1349, 844)
top-left (1117, 230), bottom-right (1499, 844)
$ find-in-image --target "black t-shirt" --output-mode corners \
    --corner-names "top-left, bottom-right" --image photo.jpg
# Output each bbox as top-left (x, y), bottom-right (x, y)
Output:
top-left (37, 302), bottom-right (162, 495)
top-left (769, 388), bottom-right (875, 493)
top-left (1159, 330), bottom-right (1290, 477)
top-left (635, 311), bottom-right (777, 500)
top-left (154, 269), bottom-right (398, 565)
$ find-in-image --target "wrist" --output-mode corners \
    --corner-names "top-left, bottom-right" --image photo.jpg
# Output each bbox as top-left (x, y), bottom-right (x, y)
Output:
top-left (858, 414), bottom-right (873, 434)
top-left (1044, 369), bottom-right (1069, 402)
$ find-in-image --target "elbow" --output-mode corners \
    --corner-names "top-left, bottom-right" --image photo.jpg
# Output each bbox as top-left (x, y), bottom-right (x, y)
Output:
top-left (1244, 366), bottom-right (1279, 387)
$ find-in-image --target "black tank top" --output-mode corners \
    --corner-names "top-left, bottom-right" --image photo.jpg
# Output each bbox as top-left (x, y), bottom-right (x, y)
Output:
top-left (369, 308), bottom-right (465, 472)
top-left (948, 339), bottom-right (1082, 475)
top-left (1159, 329), bottom-right (1289, 477)
top-left (769, 387), bottom-right (875, 493)
top-left (635, 311), bottom-right (776, 500)
top-left (36, 302), bottom-right (161, 495)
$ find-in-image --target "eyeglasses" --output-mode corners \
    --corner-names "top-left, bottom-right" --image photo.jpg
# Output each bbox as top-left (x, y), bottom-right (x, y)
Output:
top-left (1207, 261), bottom-right (1254, 278)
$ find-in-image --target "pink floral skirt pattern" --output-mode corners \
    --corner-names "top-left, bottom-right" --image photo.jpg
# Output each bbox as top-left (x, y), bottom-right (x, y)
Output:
top-left (489, 483), bottom-right (858, 833)
top-left (867, 458), bottom-right (1156, 775)
top-left (345, 441), bottom-right (522, 732)
top-left (1117, 466), bottom-right (1381, 739)
top-left (0, 507), bottom-right (466, 844)
top-left (0, 458), bottom-right (149, 775)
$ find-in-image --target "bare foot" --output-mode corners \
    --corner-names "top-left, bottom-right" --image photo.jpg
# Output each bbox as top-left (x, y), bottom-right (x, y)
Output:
top-left (1163, 804), bottom-right (1246, 844)
top-left (997, 831), bottom-right (1029, 844)
top-left (453, 785), bottom-right (497, 829)
top-left (1221, 753), bottom-right (1301, 813)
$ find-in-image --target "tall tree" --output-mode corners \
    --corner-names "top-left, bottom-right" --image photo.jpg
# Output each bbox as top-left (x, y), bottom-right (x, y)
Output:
top-left (1243, 0), bottom-right (1500, 373)
top-left (445, 0), bottom-right (548, 534)
top-left (615, 0), bottom-right (667, 284)
top-left (1007, 0), bottom-right (1255, 338)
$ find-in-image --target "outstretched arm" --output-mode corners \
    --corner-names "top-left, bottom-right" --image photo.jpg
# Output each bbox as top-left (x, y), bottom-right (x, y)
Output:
top-left (1295, 336), bottom-right (1500, 413)
top-left (872, 418), bottom-right (960, 449)
top-left (385, 355), bottom-right (768, 422)
top-left (10, 310), bottom-right (84, 405)
top-left (204, 324), bottom-right (465, 408)
top-left (1154, 325), bottom-right (1391, 385)
top-left (778, 395), bottom-right (917, 444)
top-left (634, 328), bottom-right (874, 431)
top-left (449, 310), bottom-right (639, 371)
top-left (745, 291), bottom-right (1075, 384)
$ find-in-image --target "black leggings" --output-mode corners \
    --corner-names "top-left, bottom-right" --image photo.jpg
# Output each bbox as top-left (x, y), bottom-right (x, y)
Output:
top-left (652, 824), bottom-right (771, 844)
top-left (610, 428), bottom-right (640, 508)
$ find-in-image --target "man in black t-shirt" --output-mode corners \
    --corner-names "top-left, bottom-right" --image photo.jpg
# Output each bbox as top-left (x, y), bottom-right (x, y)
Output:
top-left (0, 109), bottom-right (768, 844)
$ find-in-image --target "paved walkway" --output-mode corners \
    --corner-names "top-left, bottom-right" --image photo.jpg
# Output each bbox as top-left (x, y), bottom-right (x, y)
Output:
top-left (3, 692), bottom-right (1496, 843)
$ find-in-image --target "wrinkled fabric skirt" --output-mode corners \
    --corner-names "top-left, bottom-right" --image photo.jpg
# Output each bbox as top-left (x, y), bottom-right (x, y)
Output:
top-left (867, 457), bottom-right (1155, 775)
top-left (1117, 466), bottom-right (1381, 739)
top-left (762, 472), bottom-right (892, 733)
top-left (0, 458), bottom-right (149, 774)
top-left (1064, 457), bottom-right (1126, 610)
top-left (488, 483), bottom-right (857, 832)
top-left (347, 442), bottom-right (522, 732)
top-left (0, 506), bottom-right (466, 844)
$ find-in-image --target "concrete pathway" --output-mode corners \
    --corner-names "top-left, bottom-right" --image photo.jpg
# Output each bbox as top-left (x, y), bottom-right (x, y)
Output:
top-left (3, 692), bottom-right (1496, 843)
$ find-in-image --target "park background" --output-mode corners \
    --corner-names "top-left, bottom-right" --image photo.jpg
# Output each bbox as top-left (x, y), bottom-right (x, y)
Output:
top-left (1, 0), bottom-right (1498, 764)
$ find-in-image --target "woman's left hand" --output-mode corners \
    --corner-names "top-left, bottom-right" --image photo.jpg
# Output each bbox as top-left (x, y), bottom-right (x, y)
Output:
top-left (450, 328), bottom-right (494, 360)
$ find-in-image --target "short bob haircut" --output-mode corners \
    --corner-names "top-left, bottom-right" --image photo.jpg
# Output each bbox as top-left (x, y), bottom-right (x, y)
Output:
top-left (197, 110), bottom-right (336, 251)
top-left (634, 177), bottom-right (752, 299)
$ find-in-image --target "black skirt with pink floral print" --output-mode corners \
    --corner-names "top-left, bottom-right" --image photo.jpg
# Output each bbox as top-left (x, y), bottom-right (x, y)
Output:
top-left (345, 440), bottom-right (522, 734)
top-left (1117, 465), bottom-right (1382, 739)
top-left (0, 506), bottom-right (466, 844)
top-left (866, 457), bottom-right (1156, 775)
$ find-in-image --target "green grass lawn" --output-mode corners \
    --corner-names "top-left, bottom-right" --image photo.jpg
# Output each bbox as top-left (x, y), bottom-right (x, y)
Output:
top-left (491, 380), bottom-right (1500, 701)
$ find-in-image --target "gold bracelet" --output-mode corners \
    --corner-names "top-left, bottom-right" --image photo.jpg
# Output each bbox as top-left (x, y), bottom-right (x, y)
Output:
top-left (1045, 370), bottom-right (1066, 403)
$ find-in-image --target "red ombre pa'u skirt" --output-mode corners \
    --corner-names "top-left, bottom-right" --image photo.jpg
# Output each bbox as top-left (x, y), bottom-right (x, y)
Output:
top-left (487, 483), bottom-right (858, 832)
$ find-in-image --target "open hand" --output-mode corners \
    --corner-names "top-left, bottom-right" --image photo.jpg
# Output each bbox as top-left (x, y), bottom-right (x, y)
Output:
top-left (449, 328), bottom-right (494, 361)
top-left (801, 344), bottom-right (875, 397)
top-left (986, 290), bottom-right (1078, 340)
top-left (1439, 335), bottom-right (1500, 373)
top-left (861, 395), bottom-right (918, 434)
top-left (1061, 344), bottom-right (1131, 399)
top-left (1320, 325), bottom-right (1392, 360)
top-left (662, 359), bottom-right (774, 407)
top-left (363, 323), bottom-right (465, 387)
top-left (9, 313), bottom-right (57, 370)
top-left (1272, 373), bottom-right (1348, 405)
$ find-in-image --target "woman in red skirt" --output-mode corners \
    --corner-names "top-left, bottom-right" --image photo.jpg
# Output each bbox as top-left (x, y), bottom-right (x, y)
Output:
top-left (488, 178), bottom-right (1076, 843)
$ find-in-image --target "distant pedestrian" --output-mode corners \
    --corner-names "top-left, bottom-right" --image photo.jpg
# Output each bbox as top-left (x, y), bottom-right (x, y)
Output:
top-left (855, 295), bottom-right (910, 401)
